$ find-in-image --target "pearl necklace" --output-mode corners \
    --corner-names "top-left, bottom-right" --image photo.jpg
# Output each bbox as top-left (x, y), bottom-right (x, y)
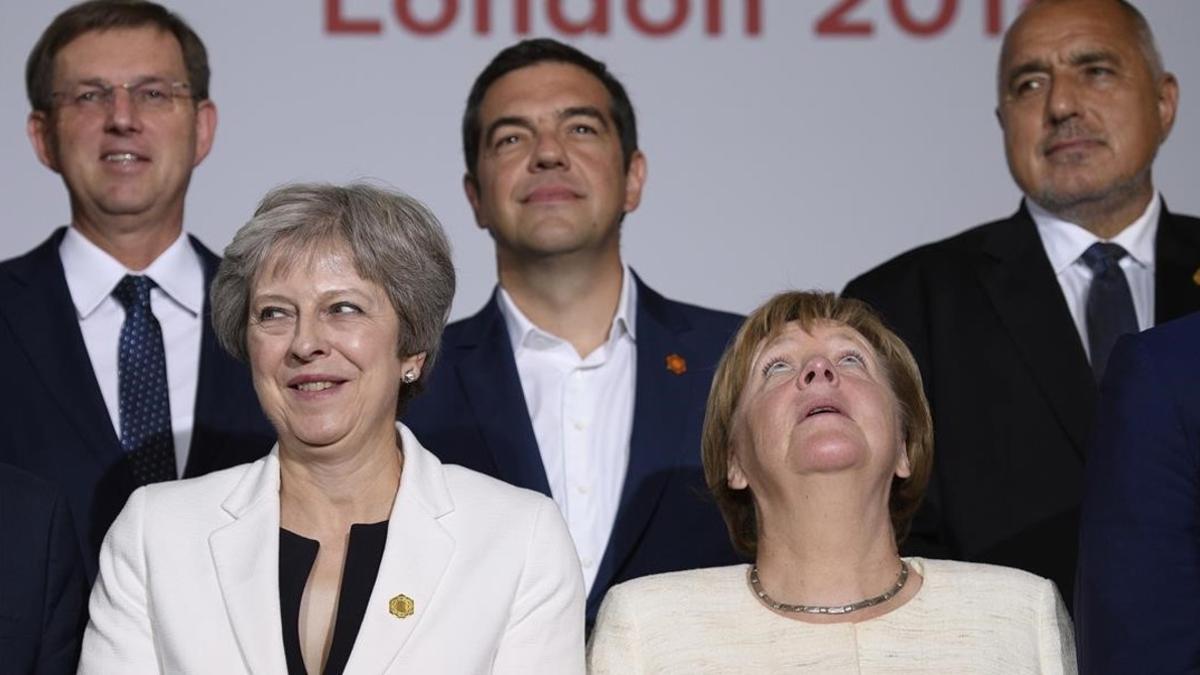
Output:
top-left (748, 560), bottom-right (909, 615)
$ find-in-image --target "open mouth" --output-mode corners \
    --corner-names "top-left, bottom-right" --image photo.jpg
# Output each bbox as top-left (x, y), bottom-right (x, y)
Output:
top-left (293, 381), bottom-right (337, 392)
top-left (803, 404), bottom-right (843, 418)
top-left (102, 152), bottom-right (148, 164)
top-left (288, 377), bottom-right (348, 393)
top-left (806, 403), bottom-right (844, 415)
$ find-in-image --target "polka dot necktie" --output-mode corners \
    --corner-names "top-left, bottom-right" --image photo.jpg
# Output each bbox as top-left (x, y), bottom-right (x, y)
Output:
top-left (112, 274), bottom-right (176, 485)
top-left (1081, 242), bottom-right (1139, 382)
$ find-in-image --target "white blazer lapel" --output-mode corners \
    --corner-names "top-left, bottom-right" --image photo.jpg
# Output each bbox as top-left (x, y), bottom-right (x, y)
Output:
top-left (345, 425), bottom-right (456, 674)
top-left (209, 452), bottom-right (289, 674)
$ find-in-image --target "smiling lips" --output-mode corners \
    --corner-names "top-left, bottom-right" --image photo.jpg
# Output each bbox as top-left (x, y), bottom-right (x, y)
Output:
top-left (522, 184), bottom-right (580, 203)
top-left (287, 375), bottom-right (347, 395)
top-left (101, 151), bottom-right (149, 166)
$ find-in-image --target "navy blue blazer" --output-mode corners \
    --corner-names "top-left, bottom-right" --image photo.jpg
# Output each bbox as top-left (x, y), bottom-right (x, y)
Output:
top-left (844, 203), bottom-right (1200, 611)
top-left (0, 462), bottom-right (86, 675)
top-left (1076, 311), bottom-right (1200, 673)
top-left (0, 229), bottom-right (275, 580)
top-left (404, 275), bottom-right (745, 622)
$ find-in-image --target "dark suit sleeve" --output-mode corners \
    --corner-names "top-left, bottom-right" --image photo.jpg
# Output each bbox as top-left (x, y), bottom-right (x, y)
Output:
top-left (844, 265), bottom-right (953, 560)
top-left (36, 492), bottom-right (87, 675)
top-left (1075, 333), bottom-right (1200, 673)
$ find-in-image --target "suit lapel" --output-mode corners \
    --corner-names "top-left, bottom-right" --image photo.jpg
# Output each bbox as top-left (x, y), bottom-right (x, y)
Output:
top-left (0, 229), bottom-right (121, 462)
top-left (976, 207), bottom-right (1096, 455)
top-left (1153, 204), bottom-right (1200, 323)
top-left (590, 278), bottom-right (695, 606)
top-left (453, 296), bottom-right (550, 495)
top-left (209, 453), bottom-right (288, 675)
top-left (184, 236), bottom-right (254, 476)
top-left (346, 426), bottom-right (455, 673)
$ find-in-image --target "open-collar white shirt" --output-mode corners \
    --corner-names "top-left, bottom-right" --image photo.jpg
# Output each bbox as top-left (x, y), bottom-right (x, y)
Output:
top-left (1029, 193), bottom-right (1158, 361)
top-left (60, 226), bottom-right (204, 476)
top-left (496, 265), bottom-right (638, 594)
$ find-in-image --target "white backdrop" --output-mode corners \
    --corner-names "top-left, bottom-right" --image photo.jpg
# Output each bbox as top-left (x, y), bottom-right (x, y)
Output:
top-left (2, 0), bottom-right (1196, 319)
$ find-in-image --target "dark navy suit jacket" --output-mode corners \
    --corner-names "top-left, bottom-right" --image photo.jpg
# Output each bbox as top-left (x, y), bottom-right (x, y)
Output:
top-left (0, 229), bottom-right (275, 580)
top-left (844, 203), bottom-right (1200, 610)
top-left (404, 275), bottom-right (745, 622)
top-left (1076, 311), bottom-right (1200, 674)
top-left (0, 462), bottom-right (86, 675)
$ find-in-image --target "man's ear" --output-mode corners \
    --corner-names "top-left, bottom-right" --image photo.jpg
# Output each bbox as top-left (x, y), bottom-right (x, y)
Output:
top-left (28, 111), bottom-right (60, 173)
top-left (622, 150), bottom-right (647, 214)
top-left (191, 100), bottom-right (218, 167)
top-left (1157, 72), bottom-right (1180, 143)
top-left (463, 173), bottom-right (486, 229)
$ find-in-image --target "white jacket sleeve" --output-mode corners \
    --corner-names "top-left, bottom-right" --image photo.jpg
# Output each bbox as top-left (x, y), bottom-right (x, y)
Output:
top-left (78, 488), bottom-right (161, 674)
top-left (491, 497), bottom-right (586, 675)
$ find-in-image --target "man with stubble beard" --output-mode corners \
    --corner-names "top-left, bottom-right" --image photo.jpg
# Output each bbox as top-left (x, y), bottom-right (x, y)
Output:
top-left (404, 39), bottom-right (744, 627)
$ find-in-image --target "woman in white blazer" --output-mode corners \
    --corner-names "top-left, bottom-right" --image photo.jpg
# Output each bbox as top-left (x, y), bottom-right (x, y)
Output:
top-left (80, 183), bottom-right (585, 674)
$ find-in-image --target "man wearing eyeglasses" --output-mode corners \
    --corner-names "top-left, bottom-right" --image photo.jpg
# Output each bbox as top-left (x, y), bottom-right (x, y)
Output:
top-left (0, 0), bottom-right (273, 585)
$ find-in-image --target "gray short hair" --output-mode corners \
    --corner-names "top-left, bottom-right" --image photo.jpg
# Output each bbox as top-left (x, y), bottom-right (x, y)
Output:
top-left (210, 182), bottom-right (456, 413)
top-left (1118, 0), bottom-right (1166, 80)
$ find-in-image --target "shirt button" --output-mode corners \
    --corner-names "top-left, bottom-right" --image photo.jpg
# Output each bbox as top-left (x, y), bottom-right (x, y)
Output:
top-left (582, 557), bottom-right (594, 568)
top-left (575, 484), bottom-right (589, 495)
top-left (572, 419), bottom-right (586, 431)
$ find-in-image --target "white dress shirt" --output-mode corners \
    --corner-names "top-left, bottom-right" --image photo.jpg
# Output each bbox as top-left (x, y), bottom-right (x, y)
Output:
top-left (60, 227), bottom-right (204, 476)
top-left (1029, 194), bottom-right (1158, 361)
top-left (496, 266), bottom-right (637, 594)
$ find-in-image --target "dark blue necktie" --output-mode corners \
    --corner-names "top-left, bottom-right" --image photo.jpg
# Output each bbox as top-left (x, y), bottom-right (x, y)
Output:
top-left (112, 275), bottom-right (176, 484)
top-left (1081, 242), bottom-right (1139, 382)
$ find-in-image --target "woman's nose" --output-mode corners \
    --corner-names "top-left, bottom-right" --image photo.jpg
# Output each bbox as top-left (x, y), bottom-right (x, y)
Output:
top-left (289, 315), bottom-right (328, 361)
top-left (797, 356), bottom-right (837, 388)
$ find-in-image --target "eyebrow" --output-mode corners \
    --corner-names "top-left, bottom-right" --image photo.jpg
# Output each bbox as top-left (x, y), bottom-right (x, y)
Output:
top-left (1069, 48), bottom-right (1121, 68)
top-left (1005, 58), bottom-right (1051, 88)
top-left (757, 328), bottom-right (873, 358)
top-left (71, 74), bottom-right (176, 87)
top-left (483, 105), bottom-right (611, 144)
top-left (251, 287), bottom-right (371, 304)
top-left (560, 105), bottom-right (610, 130)
top-left (1005, 48), bottom-right (1122, 87)
top-left (484, 115), bottom-right (535, 144)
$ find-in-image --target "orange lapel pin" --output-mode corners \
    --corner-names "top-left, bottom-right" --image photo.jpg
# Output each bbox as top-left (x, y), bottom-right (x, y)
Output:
top-left (665, 353), bottom-right (687, 375)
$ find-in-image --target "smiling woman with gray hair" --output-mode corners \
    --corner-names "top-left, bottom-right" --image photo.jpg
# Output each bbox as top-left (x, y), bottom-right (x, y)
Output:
top-left (80, 183), bottom-right (585, 674)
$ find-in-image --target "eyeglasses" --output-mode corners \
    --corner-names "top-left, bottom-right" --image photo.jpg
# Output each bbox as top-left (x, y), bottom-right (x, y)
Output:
top-left (49, 79), bottom-right (193, 114)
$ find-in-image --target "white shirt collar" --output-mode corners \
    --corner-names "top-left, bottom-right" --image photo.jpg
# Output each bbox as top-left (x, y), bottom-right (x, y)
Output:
top-left (497, 265), bottom-right (638, 353)
top-left (60, 227), bottom-right (205, 319)
top-left (1027, 193), bottom-right (1159, 275)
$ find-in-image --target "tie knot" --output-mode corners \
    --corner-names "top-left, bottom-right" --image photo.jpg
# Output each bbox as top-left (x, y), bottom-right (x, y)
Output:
top-left (1081, 242), bottom-right (1129, 273)
top-left (112, 274), bottom-right (156, 310)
